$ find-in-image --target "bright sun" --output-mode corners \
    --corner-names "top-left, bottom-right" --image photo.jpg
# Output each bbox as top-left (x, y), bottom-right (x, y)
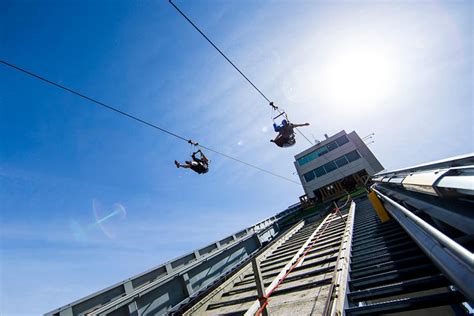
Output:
top-left (322, 46), bottom-right (398, 106)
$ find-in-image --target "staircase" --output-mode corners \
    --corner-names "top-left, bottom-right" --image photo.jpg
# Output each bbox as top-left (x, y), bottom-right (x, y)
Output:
top-left (345, 198), bottom-right (468, 315)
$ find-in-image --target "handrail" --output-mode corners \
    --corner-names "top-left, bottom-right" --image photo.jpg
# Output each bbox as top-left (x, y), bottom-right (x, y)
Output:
top-left (324, 201), bottom-right (356, 315)
top-left (374, 153), bottom-right (473, 177)
top-left (372, 188), bottom-right (473, 266)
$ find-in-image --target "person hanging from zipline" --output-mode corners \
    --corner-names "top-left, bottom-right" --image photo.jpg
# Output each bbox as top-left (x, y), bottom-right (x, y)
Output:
top-left (271, 119), bottom-right (310, 147)
top-left (269, 102), bottom-right (310, 148)
top-left (175, 141), bottom-right (209, 174)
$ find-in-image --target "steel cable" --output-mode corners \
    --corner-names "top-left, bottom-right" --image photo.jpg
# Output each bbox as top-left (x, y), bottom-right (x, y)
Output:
top-left (168, 0), bottom-right (313, 145)
top-left (0, 59), bottom-right (301, 185)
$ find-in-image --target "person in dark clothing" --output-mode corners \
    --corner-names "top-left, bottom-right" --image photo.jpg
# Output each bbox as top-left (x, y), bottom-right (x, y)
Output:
top-left (271, 120), bottom-right (310, 147)
top-left (175, 149), bottom-right (209, 174)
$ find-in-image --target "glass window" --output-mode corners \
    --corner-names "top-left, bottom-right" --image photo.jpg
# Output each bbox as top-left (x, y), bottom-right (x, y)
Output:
top-left (297, 143), bottom-right (337, 166)
top-left (298, 157), bottom-right (306, 166)
top-left (323, 161), bottom-right (337, 173)
top-left (335, 135), bottom-right (349, 147)
top-left (346, 150), bottom-right (361, 162)
top-left (298, 151), bottom-right (317, 165)
top-left (307, 152), bottom-right (317, 161)
top-left (317, 146), bottom-right (329, 156)
top-left (335, 156), bottom-right (349, 168)
top-left (327, 141), bottom-right (338, 151)
top-left (304, 171), bottom-right (315, 182)
top-left (314, 166), bottom-right (326, 177)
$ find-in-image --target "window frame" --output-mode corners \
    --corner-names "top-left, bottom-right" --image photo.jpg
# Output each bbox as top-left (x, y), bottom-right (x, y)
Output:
top-left (335, 156), bottom-right (349, 168)
top-left (335, 135), bottom-right (349, 147)
top-left (345, 150), bottom-right (361, 162)
top-left (326, 141), bottom-right (338, 151)
top-left (304, 171), bottom-right (316, 182)
top-left (314, 166), bottom-right (326, 178)
top-left (323, 161), bottom-right (337, 173)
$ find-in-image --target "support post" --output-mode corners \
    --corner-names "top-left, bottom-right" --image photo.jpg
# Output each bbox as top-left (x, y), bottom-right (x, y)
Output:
top-left (321, 188), bottom-right (327, 199)
top-left (124, 280), bottom-right (139, 315)
top-left (368, 190), bottom-right (390, 222)
top-left (181, 273), bottom-right (194, 297)
top-left (251, 258), bottom-right (268, 316)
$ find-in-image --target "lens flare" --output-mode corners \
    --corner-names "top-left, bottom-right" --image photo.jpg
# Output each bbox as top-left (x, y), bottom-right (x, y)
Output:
top-left (70, 200), bottom-right (127, 242)
top-left (92, 199), bottom-right (127, 239)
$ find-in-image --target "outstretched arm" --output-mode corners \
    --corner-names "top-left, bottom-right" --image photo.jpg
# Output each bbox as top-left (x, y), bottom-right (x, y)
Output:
top-left (292, 122), bottom-right (310, 128)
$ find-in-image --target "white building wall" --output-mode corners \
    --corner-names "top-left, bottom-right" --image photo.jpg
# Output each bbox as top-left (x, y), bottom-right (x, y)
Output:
top-left (294, 130), bottom-right (383, 198)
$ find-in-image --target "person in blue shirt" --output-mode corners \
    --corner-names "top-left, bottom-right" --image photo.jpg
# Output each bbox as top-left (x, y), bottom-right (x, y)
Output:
top-left (273, 119), bottom-right (288, 133)
top-left (271, 119), bottom-right (310, 147)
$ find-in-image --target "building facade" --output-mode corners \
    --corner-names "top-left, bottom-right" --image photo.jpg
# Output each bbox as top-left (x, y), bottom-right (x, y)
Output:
top-left (294, 130), bottom-right (384, 201)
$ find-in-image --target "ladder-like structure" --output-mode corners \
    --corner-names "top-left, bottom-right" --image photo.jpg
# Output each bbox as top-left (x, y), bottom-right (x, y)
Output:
top-left (197, 207), bottom-right (350, 315)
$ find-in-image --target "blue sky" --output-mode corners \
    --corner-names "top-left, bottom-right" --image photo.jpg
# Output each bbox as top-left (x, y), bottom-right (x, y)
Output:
top-left (0, 0), bottom-right (472, 314)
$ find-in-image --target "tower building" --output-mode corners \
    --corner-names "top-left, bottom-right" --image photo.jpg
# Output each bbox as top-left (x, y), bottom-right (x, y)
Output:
top-left (294, 130), bottom-right (383, 201)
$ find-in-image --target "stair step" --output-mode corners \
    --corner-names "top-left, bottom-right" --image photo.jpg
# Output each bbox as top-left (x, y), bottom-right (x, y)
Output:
top-left (345, 291), bottom-right (464, 315)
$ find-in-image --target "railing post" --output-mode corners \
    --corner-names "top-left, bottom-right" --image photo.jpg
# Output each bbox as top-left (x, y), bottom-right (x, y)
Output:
top-left (181, 273), bottom-right (194, 297)
top-left (124, 280), bottom-right (139, 315)
top-left (252, 258), bottom-right (268, 316)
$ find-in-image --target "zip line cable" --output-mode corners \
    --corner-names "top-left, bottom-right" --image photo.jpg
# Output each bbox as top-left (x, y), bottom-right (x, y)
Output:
top-left (168, 0), bottom-right (271, 104)
top-left (0, 61), bottom-right (188, 142)
top-left (0, 59), bottom-right (301, 185)
top-left (168, 0), bottom-right (313, 146)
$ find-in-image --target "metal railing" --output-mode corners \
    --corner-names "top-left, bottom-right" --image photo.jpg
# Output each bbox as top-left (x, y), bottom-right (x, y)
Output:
top-left (370, 153), bottom-right (474, 304)
top-left (372, 188), bottom-right (473, 266)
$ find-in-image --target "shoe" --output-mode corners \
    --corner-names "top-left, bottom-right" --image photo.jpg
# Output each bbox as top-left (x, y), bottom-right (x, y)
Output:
top-left (174, 160), bottom-right (180, 168)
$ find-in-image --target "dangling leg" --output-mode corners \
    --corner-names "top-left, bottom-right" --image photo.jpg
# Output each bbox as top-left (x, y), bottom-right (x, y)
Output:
top-left (271, 134), bottom-right (285, 147)
top-left (175, 160), bottom-right (192, 169)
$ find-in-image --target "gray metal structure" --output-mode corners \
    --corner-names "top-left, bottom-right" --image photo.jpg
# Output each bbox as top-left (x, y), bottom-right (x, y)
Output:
top-left (45, 206), bottom-right (301, 316)
top-left (179, 154), bottom-right (473, 315)
top-left (370, 153), bottom-right (474, 303)
top-left (293, 130), bottom-right (383, 200)
top-left (372, 188), bottom-right (474, 301)
top-left (180, 203), bottom-right (352, 315)
top-left (46, 154), bottom-right (474, 315)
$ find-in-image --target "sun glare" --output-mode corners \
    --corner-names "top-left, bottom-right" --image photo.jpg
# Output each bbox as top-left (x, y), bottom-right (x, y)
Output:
top-left (322, 46), bottom-right (398, 106)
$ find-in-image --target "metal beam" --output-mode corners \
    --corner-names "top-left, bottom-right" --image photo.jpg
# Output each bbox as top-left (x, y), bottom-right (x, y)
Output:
top-left (373, 188), bottom-right (474, 302)
top-left (325, 202), bottom-right (356, 315)
top-left (374, 153), bottom-right (474, 177)
top-left (375, 185), bottom-right (473, 235)
top-left (251, 258), bottom-right (268, 316)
